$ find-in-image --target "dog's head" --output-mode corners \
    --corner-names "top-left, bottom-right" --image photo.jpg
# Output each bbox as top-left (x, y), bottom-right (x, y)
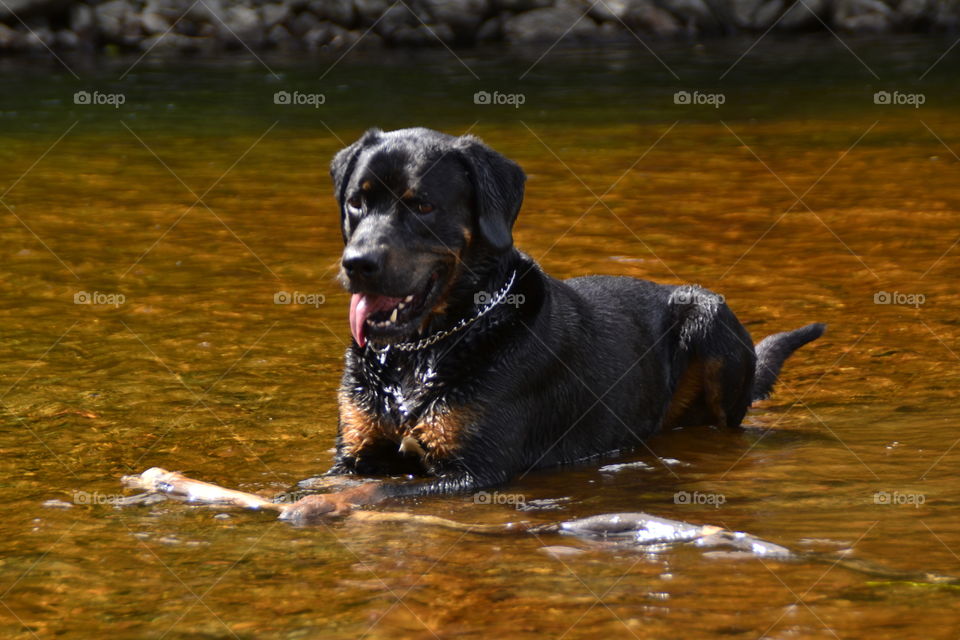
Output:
top-left (330, 127), bottom-right (526, 348)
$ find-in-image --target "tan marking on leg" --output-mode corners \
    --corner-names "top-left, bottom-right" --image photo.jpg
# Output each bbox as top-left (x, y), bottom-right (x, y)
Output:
top-left (283, 483), bottom-right (385, 520)
top-left (702, 357), bottom-right (728, 427)
top-left (338, 482), bottom-right (385, 508)
top-left (663, 359), bottom-right (703, 428)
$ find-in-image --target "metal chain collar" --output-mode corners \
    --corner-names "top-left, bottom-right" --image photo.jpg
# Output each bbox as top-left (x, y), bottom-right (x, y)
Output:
top-left (368, 270), bottom-right (518, 354)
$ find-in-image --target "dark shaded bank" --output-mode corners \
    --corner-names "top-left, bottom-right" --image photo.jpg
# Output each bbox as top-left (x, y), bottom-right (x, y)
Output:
top-left (0, 0), bottom-right (958, 54)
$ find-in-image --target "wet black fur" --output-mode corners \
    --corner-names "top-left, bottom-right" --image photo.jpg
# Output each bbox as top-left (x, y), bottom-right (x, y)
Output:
top-left (326, 127), bottom-right (826, 499)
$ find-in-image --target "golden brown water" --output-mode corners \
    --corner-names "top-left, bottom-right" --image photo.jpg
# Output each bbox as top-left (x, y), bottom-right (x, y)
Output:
top-left (1, 37), bottom-right (959, 638)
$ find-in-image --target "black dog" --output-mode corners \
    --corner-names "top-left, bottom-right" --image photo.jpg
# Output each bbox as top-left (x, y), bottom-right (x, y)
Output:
top-left (283, 127), bottom-right (824, 519)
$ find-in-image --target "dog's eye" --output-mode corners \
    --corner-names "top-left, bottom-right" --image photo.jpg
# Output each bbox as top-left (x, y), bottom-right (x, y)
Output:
top-left (346, 196), bottom-right (362, 211)
top-left (417, 202), bottom-right (435, 214)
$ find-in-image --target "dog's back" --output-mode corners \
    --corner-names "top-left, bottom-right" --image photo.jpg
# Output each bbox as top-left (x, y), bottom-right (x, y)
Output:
top-left (549, 274), bottom-right (824, 436)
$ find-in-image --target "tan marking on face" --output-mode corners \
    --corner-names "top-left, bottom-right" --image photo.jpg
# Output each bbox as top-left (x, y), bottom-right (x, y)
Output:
top-left (407, 406), bottom-right (472, 463)
top-left (338, 391), bottom-right (397, 460)
top-left (361, 180), bottom-right (372, 191)
top-left (425, 269), bottom-right (455, 318)
top-left (420, 230), bottom-right (470, 327)
top-left (401, 188), bottom-right (414, 200)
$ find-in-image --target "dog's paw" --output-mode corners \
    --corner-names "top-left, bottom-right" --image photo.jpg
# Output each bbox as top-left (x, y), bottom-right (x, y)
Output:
top-left (278, 494), bottom-right (350, 523)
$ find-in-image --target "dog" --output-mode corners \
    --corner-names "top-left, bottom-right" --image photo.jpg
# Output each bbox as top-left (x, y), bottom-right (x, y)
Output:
top-left (281, 127), bottom-right (825, 520)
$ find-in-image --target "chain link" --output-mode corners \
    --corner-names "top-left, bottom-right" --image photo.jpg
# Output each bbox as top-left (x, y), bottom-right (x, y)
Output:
top-left (369, 270), bottom-right (518, 354)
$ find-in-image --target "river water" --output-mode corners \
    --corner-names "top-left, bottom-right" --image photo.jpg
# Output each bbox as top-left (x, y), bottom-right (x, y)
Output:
top-left (1, 35), bottom-right (958, 638)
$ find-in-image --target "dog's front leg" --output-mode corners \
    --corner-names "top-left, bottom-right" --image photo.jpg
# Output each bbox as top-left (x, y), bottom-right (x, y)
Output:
top-left (278, 482), bottom-right (385, 522)
top-left (279, 469), bottom-right (502, 523)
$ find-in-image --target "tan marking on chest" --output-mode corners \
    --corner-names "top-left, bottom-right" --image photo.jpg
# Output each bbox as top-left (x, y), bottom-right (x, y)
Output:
top-left (701, 357), bottom-right (728, 427)
top-left (338, 392), bottom-right (395, 459)
top-left (338, 391), bottom-right (470, 464)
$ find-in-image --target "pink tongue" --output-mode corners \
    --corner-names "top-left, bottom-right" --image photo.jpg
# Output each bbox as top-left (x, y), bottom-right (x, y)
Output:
top-left (349, 293), bottom-right (403, 348)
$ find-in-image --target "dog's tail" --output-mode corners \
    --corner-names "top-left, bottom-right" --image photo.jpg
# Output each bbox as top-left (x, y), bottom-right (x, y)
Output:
top-left (752, 323), bottom-right (826, 402)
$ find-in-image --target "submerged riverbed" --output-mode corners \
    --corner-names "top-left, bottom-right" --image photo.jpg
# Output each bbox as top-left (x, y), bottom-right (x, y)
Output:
top-left (1, 36), bottom-right (959, 638)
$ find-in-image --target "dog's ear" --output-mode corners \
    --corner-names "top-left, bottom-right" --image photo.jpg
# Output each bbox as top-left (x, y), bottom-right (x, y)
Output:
top-left (457, 135), bottom-right (526, 252)
top-left (330, 128), bottom-right (381, 204)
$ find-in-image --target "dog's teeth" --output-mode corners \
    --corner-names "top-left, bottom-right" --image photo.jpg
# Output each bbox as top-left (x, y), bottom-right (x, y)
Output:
top-left (390, 308), bottom-right (398, 323)
top-left (398, 302), bottom-right (406, 310)
top-left (404, 295), bottom-right (414, 303)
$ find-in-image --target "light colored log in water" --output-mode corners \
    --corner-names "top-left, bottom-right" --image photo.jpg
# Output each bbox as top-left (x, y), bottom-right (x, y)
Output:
top-left (118, 467), bottom-right (960, 586)
top-left (122, 467), bottom-right (284, 512)
top-left (117, 468), bottom-right (789, 548)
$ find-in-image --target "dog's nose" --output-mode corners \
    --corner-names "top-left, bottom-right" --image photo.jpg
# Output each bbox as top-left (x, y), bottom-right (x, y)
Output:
top-left (342, 247), bottom-right (385, 279)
